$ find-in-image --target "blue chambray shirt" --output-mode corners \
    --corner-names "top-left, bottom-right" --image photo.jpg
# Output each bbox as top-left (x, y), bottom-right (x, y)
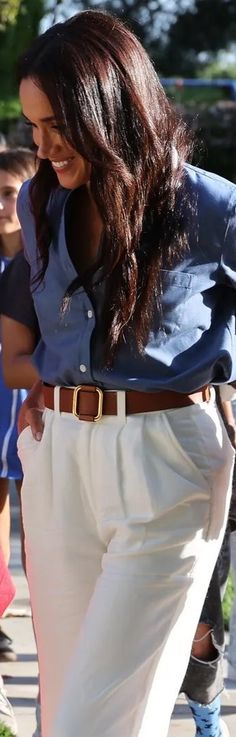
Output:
top-left (17, 163), bottom-right (236, 392)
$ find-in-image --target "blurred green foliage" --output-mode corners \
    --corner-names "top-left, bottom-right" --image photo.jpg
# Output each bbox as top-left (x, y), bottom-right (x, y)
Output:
top-left (0, 0), bottom-right (21, 29)
top-left (0, 0), bottom-right (46, 95)
top-left (0, 724), bottom-right (15, 737)
top-left (0, 96), bottom-right (20, 120)
top-left (200, 62), bottom-right (236, 80)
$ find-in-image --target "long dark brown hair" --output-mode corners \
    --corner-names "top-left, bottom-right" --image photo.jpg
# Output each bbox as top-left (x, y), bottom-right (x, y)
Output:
top-left (17, 9), bottom-right (192, 358)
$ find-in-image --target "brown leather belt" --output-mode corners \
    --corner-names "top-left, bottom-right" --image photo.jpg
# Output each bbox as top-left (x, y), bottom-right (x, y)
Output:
top-left (42, 383), bottom-right (211, 422)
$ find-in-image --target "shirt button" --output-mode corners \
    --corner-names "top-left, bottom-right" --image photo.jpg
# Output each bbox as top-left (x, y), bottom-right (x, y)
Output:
top-left (80, 364), bottom-right (87, 373)
top-left (87, 309), bottom-right (93, 319)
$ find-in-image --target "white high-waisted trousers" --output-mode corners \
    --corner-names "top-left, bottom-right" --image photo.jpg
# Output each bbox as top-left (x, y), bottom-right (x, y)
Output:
top-left (17, 393), bottom-right (234, 737)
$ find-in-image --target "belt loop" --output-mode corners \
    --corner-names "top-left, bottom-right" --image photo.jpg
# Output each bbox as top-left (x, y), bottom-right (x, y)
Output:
top-left (208, 386), bottom-right (212, 402)
top-left (54, 386), bottom-right (61, 413)
top-left (117, 391), bottom-right (126, 421)
top-left (203, 386), bottom-right (211, 403)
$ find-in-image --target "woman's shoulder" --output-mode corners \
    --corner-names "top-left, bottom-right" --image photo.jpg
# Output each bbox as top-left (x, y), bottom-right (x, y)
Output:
top-left (16, 178), bottom-right (34, 226)
top-left (17, 181), bottom-right (70, 265)
top-left (17, 179), bottom-right (69, 223)
top-left (184, 162), bottom-right (236, 215)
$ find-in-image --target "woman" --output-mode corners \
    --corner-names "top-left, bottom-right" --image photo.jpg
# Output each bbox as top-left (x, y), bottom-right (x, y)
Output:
top-left (15, 10), bottom-right (236, 737)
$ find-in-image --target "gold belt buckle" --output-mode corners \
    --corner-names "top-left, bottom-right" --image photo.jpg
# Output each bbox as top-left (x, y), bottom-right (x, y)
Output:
top-left (72, 385), bottom-right (103, 421)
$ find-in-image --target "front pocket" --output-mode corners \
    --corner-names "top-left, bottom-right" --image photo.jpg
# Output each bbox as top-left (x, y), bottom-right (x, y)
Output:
top-left (163, 412), bottom-right (210, 492)
top-left (17, 425), bottom-right (36, 452)
top-left (17, 426), bottom-right (41, 479)
top-left (164, 401), bottom-right (235, 499)
top-left (158, 269), bottom-right (194, 336)
top-left (17, 408), bottom-right (48, 471)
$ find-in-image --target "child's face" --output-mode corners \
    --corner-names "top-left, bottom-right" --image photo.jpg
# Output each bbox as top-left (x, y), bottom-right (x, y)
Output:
top-left (0, 170), bottom-right (22, 236)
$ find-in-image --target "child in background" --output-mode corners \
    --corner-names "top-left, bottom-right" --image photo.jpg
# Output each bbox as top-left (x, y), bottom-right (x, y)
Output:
top-left (0, 147), bottom-right (35, 734)
top-left (0, 249), bottom-right (40, 737)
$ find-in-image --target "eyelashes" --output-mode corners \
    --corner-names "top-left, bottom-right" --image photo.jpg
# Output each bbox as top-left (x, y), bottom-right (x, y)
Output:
top-left (23, 119), bottom-right (65, 133)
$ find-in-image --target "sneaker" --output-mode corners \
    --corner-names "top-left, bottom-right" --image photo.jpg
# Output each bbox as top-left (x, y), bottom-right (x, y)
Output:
top-left (0, 629), bottom-right (17, 663)
top-left (220, 719), bottom-right (230, 737)
top-left (0, 686), bottom-right (18, 735)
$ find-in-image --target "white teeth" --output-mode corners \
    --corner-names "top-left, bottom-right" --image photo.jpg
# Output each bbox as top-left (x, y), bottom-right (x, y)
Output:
top-left (52, 160), bottom-right (70, 168)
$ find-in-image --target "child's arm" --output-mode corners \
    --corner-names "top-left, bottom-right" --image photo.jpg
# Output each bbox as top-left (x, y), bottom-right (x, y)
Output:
top-left (1, 315), bottom-right (39, 389)
top-left (0, 249), bottom-right (40, 388)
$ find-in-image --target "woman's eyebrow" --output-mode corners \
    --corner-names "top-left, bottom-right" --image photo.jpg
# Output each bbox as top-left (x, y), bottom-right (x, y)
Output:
top-left (21, 112), bottom-right (56, 123)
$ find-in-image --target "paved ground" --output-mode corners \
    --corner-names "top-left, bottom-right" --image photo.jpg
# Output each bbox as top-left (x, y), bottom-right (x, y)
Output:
top-left (1, 494), bottom-right (235, 736)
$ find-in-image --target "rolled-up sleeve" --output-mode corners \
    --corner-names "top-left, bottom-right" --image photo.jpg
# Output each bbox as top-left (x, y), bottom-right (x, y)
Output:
top-left (0, 250), bottom-right (39, 335)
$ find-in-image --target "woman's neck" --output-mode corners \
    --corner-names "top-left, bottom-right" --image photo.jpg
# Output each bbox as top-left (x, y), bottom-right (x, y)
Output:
top-left (0, 231), bottom-right (22, 258)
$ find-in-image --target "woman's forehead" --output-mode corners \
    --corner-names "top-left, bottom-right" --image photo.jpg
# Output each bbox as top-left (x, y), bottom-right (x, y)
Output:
top-left (19, 78), bottom-right (55, 122)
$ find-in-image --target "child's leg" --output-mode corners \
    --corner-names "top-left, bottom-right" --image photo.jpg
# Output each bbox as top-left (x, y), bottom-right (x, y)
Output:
top-left (0, 478), bottom-right (17, 662)
top-left (15, 478), bottom-right (26, 574)
top-left (0, 478), bottom-right (10, 565)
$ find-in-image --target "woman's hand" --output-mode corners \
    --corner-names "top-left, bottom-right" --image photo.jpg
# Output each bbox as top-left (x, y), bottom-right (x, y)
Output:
top-left (18, 380), bottom-right (45, 441)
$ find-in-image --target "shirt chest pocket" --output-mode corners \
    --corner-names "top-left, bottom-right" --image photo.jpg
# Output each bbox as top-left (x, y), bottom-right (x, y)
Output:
top-left (159, 269), bottom-right (194, 336)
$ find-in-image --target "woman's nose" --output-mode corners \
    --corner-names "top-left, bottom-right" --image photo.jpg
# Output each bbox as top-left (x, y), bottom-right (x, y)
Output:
top-left (37, 140), bottom-right (51, 160)
top-left (33, 130), bottom-right (53, 160)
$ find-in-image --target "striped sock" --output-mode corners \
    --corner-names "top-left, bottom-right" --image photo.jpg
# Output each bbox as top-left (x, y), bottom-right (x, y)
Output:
top-left (187, 694), bottom-right (222, 737)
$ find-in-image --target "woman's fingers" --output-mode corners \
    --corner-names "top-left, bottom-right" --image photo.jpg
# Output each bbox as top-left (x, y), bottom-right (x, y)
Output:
top-left (18, 380), bottom-right (45, 439)
top-left (25, 407), bottom-right (44, 441)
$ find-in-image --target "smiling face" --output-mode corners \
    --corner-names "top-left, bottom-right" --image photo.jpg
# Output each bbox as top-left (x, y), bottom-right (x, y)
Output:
top-left (19, 78), bottom-right (91, 190)
top-left (0, 171), bottom-right (22, 236)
